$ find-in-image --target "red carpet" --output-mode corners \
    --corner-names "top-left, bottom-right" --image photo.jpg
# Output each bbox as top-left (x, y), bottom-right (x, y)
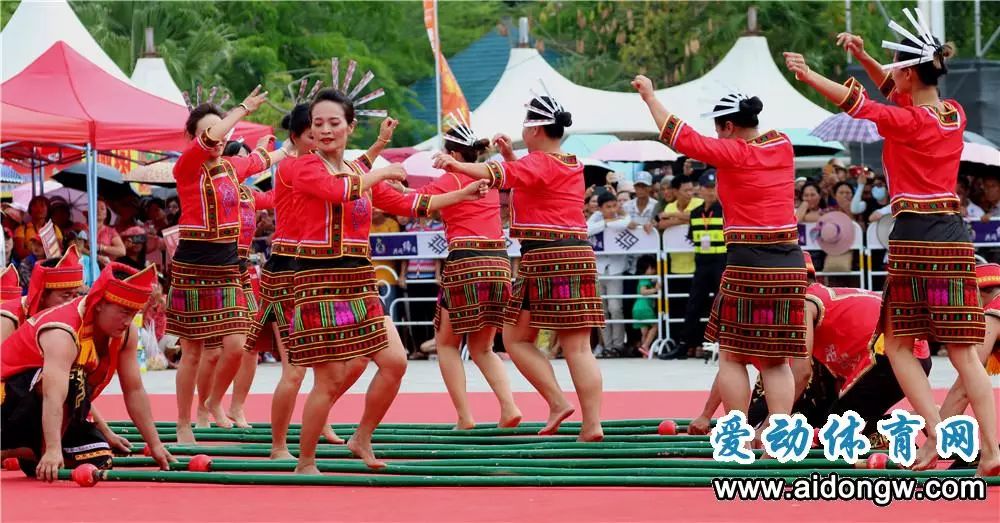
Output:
top-left (3, 390), bottom-right (998, 522)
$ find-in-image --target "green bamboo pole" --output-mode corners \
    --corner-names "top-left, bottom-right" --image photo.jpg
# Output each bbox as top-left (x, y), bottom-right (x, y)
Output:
top-left (58, 470), bottom-right (1000, 488)
top-left (114, 456), bottom-right (884, 470)
top-left (156, 445), bottom-right (830, 460)
top-left (122, 433), bottom-right (707, 445)
top-left (155, 441), bottom-right (714, 451)
top-left (114, 459), bottom-right (918, 478)
top-left (113, 426), bottom-right (693, 438)
top-left (106, 418), bottom-right (689, 431)
top-left (383, 457), bottom-right (884, 470)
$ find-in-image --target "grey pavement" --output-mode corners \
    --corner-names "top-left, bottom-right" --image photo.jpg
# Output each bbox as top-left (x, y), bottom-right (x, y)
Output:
top-left (104, 356), bottom-right (985, 395)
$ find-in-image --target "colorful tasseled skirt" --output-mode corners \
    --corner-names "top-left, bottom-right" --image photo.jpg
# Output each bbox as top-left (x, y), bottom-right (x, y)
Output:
top-left (205, 262), bottom-right (259, 350)
top-left (245, 254), bottom-right (296, 351)
top-left (505, 239), bottom-right (605, 330)
top-left (287, 256), bottom-right (387, 366)
top-left (434, 241), bottom-right (512, 334)
top-left (166, 241), bottom-right (249, 341)
top-left (704, 243), bottom-right (808, 358)
top-left (874, 213), bottom-right (984, 347)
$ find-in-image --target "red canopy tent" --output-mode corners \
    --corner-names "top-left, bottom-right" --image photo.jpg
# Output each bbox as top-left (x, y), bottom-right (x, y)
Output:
top-left (0, 41), bottom-right (270, 150)
top-left (0, 42), bottom-right (273, 272)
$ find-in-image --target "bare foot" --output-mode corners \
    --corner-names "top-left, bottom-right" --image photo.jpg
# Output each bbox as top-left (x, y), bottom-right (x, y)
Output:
top-left (195, 406), bottom-right (210, 428)
top-left (578, 424), bottom-right (604, 442)
top-left (538, 404), bottom-right (575, 435)
top-left (976, 459), bottom-right (1000, 478)
top-left (270, 448), bottom-right (296, 460)
top-left (455, 417), bottom-right (476, 430)
top-left (322, 426), bottom-right (345, 445)
top-left (910, 442), bottom-right (939, 471)
top-left (176, 424), bottom-right (196, 445)
top-left (499, 408), bottom-right (523, 429)
top-left (294, 462), bottom-right (322, 475)
top-left (347, 437), bottom-right (386, 469)
top-left (206, 402), bottom-right (233, 429)
top-left (227, 409), bottom-right (252, 429)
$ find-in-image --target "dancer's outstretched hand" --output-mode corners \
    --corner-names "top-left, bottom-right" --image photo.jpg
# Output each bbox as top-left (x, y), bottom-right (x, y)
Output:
top-left (256, 134), bottom-right (276, 150)
top-left (783, 52), bottom-right (812, 82)
top-left (373, 164), bottom-right (407, 183)
top-left (836, 32), bottom-right (867, 60)
top-left (631, 75), bottom-right (655, 99)
top-left (460, 180), bottom-right (490, 201)
top-left (379, 117), bottom-right (399, 143)
top-left (240, 85), bottom-right (269, 114)
top-left (432, 152), bottom-right (458, 171)
top-left (492, 134), bottom-right (515, 161)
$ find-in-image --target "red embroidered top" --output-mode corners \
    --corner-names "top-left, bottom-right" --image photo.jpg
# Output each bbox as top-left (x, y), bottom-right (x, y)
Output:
top-left (293, 153), bottom-right (432, 260)
top-left (269, 158), bottom-right (301, 257)
top-left (805, 283), bottom-right (929, 394)
top-left (419, 171), bottom-right (503, 246)
top-left (1, 297), bottom-right (124, 400)
top-left (659, 116), bottom-right (797, 244)
top-left (173, 131), bottom-right (272, 242)
top-left (484, 152), bottom-right (587, 241)
top-left (840, 77), bottom-right (965, 217)
top-left (237, 185), bottom-right (275, 258)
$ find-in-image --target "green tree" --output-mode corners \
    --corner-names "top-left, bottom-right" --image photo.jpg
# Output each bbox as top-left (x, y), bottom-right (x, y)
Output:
top-left (533, 1), bottom-right (999, 111)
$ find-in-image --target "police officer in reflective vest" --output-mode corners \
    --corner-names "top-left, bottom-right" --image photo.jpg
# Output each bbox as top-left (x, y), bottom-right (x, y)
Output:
top-left (682, 170), bottom-right (726, 358)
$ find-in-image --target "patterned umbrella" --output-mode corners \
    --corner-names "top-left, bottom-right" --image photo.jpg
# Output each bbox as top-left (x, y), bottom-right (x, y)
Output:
top-left (126, 161), bottom-right (176, 185)
top-left (810, 112), bottom-right (882, 144)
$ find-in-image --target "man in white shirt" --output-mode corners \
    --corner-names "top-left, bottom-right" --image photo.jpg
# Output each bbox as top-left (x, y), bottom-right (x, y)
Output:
top-left (624, 171), bottom-right (659, 232)
top-left (587, 191), bottom-right (630, 357)
top-left (623, 171), bottom-right (659, 275)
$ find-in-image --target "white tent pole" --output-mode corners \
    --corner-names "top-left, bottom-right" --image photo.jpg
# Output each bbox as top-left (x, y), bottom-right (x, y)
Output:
top-left (845, 0), bottom-right (853, 63)
top-left (86, 144), bottom-right (99, 276)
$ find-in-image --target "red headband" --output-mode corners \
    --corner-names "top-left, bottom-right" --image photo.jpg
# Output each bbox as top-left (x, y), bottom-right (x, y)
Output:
top-left (0, 264), bottom-right (20, 302)
top-left (976, 263), bottom-right (1000, 291)
top-left (26, 244), bottom-right (84, 316)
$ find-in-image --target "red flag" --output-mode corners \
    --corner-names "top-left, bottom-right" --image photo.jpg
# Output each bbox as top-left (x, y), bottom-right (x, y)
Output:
top-left (423, 0), bottom-right (470, 123)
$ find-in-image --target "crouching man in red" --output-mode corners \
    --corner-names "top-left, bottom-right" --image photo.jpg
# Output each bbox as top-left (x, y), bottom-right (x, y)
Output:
top-left (1, 263), bottom-right (174, 481)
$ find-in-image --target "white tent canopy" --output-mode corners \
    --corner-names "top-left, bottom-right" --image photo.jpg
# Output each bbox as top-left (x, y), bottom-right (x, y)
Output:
top-left (131, 56), bottom-right (186, 106)
top-left (1, 0), bottom-right (131, 83)
top-left (416, 36), bottom-right (832, 150)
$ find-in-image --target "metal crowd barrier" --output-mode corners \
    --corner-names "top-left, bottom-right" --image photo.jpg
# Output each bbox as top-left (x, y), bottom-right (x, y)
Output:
top-left (864, 217), bottom-right (1000, 291)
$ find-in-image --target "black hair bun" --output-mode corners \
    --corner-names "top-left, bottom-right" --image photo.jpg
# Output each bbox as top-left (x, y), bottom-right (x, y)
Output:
top-left (280, 113), bottom-right (292, 131)
top-left (555, 110), bottom-right (573, 128)
top-left (472, 138), bottom-right (490, 153)
top-left (739, 97), bottom-right (763, 117)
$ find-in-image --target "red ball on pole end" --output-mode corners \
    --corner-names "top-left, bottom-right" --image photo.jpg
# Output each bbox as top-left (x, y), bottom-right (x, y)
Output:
top-left (188, 454), bottom-right (213, 472)
top-left (657, 420), bottom-right (678, 436)
top-left (141, 445), bottom-right (152, 456)
top-left (71, 463), bottom-right (99, 487)
top-left (866, 453), bottom-right (889, 469)
top-left (2, 458), bottom-right (20, 471)
top-left (812, 428), bottom-right (821, 448)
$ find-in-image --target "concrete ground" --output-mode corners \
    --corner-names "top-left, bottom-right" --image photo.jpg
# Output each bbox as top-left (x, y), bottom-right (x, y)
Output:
top-left (107, 355), bottom-right (986, 395)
